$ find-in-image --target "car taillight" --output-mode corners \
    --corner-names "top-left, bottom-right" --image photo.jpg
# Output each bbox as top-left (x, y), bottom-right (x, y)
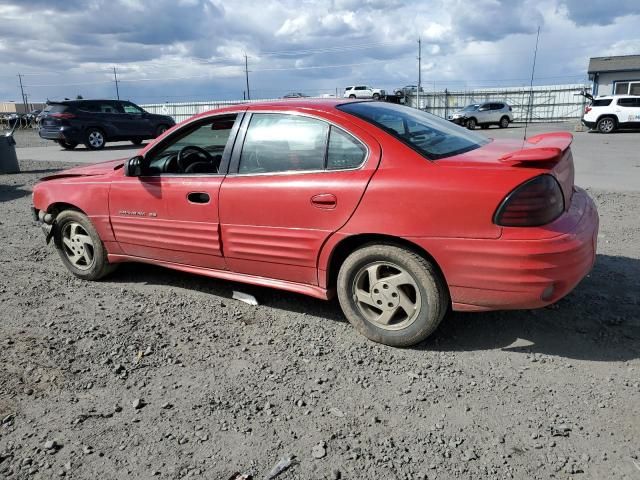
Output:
top-left (494, 174), bottom-right (565, 227)
top-left (50, 112), bottom-right (76, 119)
top-left (584, 106), bottom-right (592, 114)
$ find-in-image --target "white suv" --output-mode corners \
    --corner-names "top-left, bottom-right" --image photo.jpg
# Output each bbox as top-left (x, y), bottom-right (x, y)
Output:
top-left (582, 95), bottom-right (640, 133)
top-left (343, 85), bottom-right (385, 100)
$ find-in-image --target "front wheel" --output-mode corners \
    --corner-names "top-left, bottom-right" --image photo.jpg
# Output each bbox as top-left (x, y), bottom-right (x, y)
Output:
top-left (337, 244), bottom-right (449, 347)
top-left (53, 210), bottom-right (117, 281)
top-left (372, 93), bottom-right (380, 100)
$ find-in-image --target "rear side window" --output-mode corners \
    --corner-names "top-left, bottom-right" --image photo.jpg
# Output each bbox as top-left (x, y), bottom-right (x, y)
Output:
top-left (326, 127), bottom-right (367, 170)
top-left (122, 102), bottom-right (143, 114)
top-left (239, 114), bottom-right (328, 174)
top-left (617, 98), bottom-right (640, 107)
top-left (591, 99), bottom-right (612, 107)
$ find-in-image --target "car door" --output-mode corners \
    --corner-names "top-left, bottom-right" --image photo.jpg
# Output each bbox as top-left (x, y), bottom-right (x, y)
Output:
top-left (355, 86), bottom-right (369, 98)
top-left (476, 103), bottom-right (490, 123)
top-left (490, 103), bottom-right (504, 122)
top-left (120, 101), bottom-right (154, 136)
top-left (218, 110), bottom-right (381, 285)
top-left (617, 97), bottom-right (640, 125)
top-left (109, 112), bottom-right (243, 269)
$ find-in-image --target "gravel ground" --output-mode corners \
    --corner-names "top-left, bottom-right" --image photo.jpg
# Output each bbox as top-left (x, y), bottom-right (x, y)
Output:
top-left (1, 160), bottom-right (639, 480)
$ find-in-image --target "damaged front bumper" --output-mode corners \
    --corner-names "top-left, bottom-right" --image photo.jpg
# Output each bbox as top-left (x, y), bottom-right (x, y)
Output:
top-left (32, 207), bottom-right (55, 244)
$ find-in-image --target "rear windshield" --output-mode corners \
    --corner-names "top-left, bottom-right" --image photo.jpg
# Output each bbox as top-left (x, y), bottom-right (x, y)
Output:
top-left (591, 99), bottom-right (612, 107)
top-left (44, 104), bottom-right (70, 113)
top-left (338, 102), bottom-right (490, 160)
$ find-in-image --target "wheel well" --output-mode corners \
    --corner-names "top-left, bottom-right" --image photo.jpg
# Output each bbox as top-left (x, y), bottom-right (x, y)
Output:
top-left (500, 115), bottom-right (509, 121)
top-left (597, 114), bottom-right (618, 125)
top-left (47, 202), bottom-right (86, 216)
top-left (325, 233), bottom-right (448, 291)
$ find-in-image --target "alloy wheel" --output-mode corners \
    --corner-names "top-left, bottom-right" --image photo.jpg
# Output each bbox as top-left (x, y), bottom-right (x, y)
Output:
top-left (352, 261), bottom-right (422, 330)
top-left (598, 118), bottom-right (614, 133)
top-left (88, 131), bottom-right (104, 148)
top-left (61, 222), bottom-right (95, 271)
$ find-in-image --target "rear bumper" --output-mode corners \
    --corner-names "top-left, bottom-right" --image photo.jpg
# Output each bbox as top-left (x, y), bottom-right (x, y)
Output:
top-left (581, 119), bottom-right (596, 129)
top-left (39, 126), bottom-right (82, 143)
top-left (415, 188), bottom-right (599, 311)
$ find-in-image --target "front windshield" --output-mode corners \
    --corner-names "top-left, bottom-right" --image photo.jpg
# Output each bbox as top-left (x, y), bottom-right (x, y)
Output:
top-left (463, 104), bottom-right (480, 111)
top-left (338, 102), bottom-right (489, 160)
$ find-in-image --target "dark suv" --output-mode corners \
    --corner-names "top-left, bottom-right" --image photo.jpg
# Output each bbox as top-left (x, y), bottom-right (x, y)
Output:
top-left (39, 99), bottom-right (175, 150)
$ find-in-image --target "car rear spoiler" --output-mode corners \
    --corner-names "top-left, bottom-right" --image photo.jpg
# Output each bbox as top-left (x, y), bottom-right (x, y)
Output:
top-left (499, 132), bottom-right (573, 165)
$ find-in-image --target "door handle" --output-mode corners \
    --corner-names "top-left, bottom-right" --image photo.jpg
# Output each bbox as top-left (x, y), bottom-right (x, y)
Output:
top-left (311, 193), bottom-right (337, 209)
top-left (187, 192), bottom-right (210, 204)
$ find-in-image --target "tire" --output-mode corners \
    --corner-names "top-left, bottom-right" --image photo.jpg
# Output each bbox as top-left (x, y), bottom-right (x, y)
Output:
top-left (499, 116), bottom-right (510, 128)
top-left (466, 118), bottom-right (477, 129)
top-left (131, 138), bottom-right (143, 145)
top-left (57, 140), bottom-right (78, 150)
top-left (349, 94), bottom-right (356, 99)
top-left (373, 93), bottom-right (380, 100)
top-left (84, 128), bottom-right (105, 150)
top-left (53, 210), bottom-right (117, 281)
top-left (596, 116), bottom-right (616, 134)
top-left (155, 124), bottom-right (169, 137)
top-left (337, 243), bottom-right (449, 347)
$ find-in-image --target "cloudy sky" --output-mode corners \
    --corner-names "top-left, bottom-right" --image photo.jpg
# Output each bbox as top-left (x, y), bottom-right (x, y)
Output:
top-left (0, 0), bottom-right (639, 104)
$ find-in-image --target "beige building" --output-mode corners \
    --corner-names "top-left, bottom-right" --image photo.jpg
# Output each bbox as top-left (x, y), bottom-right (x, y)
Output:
top-left (0, 101), bottom-right (46, 114)
top-left (588, 55), bottom-right (640, 97)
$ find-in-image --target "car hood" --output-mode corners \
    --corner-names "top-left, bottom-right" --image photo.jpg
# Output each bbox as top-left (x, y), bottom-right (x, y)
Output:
top-left (40, 158), bottom-right (125, 181)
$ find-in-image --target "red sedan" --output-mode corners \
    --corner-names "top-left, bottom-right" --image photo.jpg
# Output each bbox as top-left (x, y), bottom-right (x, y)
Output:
top-left (32, 100), bottom-right (598, 347)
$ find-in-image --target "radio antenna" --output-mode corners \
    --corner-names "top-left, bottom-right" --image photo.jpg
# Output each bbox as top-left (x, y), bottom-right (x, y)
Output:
top-left (523, 26), bottom-right (540, 145)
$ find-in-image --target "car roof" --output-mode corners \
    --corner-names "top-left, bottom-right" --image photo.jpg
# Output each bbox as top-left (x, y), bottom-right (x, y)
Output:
top-left (186, 99), bottom-right (368, 122)
top-left (594, 95), bottom-right (638, 99)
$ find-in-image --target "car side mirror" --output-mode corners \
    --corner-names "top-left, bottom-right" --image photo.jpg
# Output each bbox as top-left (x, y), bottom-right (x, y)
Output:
top-left (125, 155), bottom-right (143, 177)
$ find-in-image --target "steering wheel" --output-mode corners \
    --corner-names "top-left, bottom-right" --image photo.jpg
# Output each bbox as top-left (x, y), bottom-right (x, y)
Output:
top-left (177, 146), bottom-right (213, 173)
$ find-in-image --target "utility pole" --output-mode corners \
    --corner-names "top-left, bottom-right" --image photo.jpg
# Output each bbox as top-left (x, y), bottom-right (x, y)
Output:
top-left (417, 38), bottom-right (422, 110)
top-left (113, 67), bottom-right (120, 100)
top-left (18, 74), bottom-right (27, 113)
top-left (244, 53), bottom-right (251, 100)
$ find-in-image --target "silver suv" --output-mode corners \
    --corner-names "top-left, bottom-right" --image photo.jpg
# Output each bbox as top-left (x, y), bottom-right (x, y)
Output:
top-left (449, 102), bottom-right (513, 129)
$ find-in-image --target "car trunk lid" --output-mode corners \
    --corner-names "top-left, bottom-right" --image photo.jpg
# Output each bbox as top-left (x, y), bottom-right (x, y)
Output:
top-left (439, 132), bottom-right (575, 209)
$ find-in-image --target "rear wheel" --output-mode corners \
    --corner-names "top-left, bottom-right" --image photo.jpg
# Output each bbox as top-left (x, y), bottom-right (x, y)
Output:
top-left (373, 93), bottom-right (380, 100)
top-left (466, 117), bottom-right (477, 129)
top-left (349, 94), bottom-right (356, 99)
top-left (337, 244), bottom-right (449, 347)
top-left (596, 116), bottom-right (616, 134)
top-left (499, 116), bottom-right (510, 128)
top-left (53, 210), bottom-right (117, 281)
top-left (84, 128), bottom-right (105, 150)
top-left (57, 140), bottom-right (78, 150)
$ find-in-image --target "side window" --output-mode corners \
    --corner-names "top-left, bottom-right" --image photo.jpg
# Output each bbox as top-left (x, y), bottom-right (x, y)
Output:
top-left (144, 114), bottom-right (237, 175)
top-left (122, 102), bottom-right (143, 114)
top-left (98, 102), bottom-right (118, 113)
top-left (355, 86), bottom-right (366, 91)
top-left (491, 103), bottom-right (504, 110)
top-left (239, 114), bottom-right (328, 174)
top-left (326, 127), bottom-right (367, 170)
top-left (78, 102), bottom-right (99, 113)
top-left (617, 98), bottom-right (635, 107)
top-left (478, 104), bottom-right (490, 111)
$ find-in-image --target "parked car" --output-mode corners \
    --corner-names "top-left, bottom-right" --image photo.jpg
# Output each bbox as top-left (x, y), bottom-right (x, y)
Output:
top-left (38, 99), bottom-right (175, 150)
top-left (282, 92), bottom-right (309, 98)
top-left (582, 95), bottom-right (640, 133)
top-left (449, 102), bottom-right (513, 129)
top-left (343, 85), bottom-right (385, 100)
top-left (394, 85), bottom-right (424, 98)
top-left (32, 100), bottom-right (598, 347)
